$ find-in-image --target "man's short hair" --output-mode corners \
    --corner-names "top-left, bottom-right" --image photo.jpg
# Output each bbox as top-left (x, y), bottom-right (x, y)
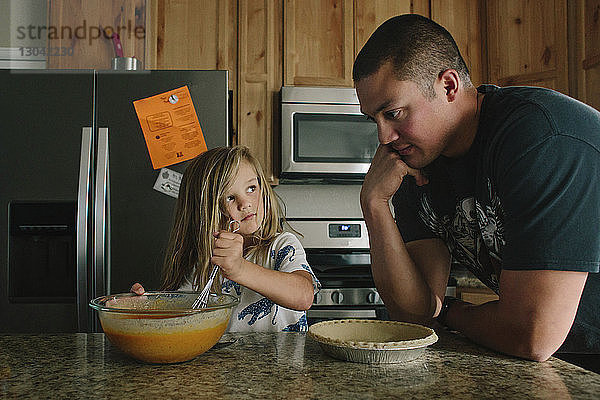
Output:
top-left (353, 14), bottom-right (472, 98)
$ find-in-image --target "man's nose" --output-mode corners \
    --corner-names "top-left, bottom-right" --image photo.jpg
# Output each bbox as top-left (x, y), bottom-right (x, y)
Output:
top-left (377, 122), bottom-right (398, 145)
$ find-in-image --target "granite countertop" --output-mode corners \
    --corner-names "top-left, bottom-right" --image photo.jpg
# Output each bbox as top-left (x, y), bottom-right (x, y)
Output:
top-left (1, 330), bottom-right (598, 399)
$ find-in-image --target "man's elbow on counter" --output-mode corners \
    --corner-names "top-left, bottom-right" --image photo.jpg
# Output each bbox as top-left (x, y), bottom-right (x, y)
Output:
top-left (387, 306), bottom-right (434, 327)
top-left (513, 331), bottom-right (565, 362)
top-left (520, 347), bottom-right (554, 363)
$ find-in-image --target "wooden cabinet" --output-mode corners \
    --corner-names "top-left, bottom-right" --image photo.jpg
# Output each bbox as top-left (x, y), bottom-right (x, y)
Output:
top-left (284, 0), bottom-right (428, 87)
top-left (582, 0), bottom-right (600, 109)
top-left (431, 0), bottom-right (485, 87)
top-left (146, 0), bottom-right (237, 73)
top-left (283, 0), bottom-right (354, 86)
top-left (570, 0), bottom-right (600, 110)
top-left (237, 1), bottom-right (282, 184)
top-left (485, 0), bottom-right (569, 93)
top-left (47, 0), bottom-right (147, 69)
top-left (354, 0), bottom-right (429, 59)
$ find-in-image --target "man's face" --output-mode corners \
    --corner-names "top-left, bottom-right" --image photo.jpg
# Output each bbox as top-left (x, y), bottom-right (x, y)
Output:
top-left (355, 62), bottom-right (455, 169)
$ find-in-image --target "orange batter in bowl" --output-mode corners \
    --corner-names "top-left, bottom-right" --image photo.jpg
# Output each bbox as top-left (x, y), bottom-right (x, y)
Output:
top-left (90, 292), bottom-right (238, 364)
top-left (103, 320), bottom-right (228, 363)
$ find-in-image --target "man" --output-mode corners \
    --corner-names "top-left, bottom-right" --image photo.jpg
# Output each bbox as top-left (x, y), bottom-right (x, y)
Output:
top-left (354, 14), bottom-right (599, 370)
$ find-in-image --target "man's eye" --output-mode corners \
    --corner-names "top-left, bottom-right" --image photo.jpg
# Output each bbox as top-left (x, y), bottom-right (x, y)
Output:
top-left (385, 109), bottom-right (403, 120)
top-left (364, 115), bottom-right (375, 122)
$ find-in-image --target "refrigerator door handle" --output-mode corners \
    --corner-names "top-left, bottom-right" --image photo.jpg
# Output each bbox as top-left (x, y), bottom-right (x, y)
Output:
top-left (76, 127), bottom-right (93, 332)
top-left (94, 127), bottom-right (109, 302)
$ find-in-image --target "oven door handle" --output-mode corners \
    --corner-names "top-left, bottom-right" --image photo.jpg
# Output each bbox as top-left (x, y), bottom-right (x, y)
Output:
top-left (307, 253), bottom-right (371, 267)
top-left (308, 309), bottom-right (377, 319)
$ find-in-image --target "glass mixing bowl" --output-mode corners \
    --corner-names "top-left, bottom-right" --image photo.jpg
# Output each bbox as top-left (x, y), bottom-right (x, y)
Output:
top-left (89, 291), bottom-right (239, 364)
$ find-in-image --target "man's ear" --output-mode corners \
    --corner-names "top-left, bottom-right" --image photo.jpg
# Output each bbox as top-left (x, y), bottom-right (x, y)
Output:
top-left (438, 69), bottom-right (460, 102)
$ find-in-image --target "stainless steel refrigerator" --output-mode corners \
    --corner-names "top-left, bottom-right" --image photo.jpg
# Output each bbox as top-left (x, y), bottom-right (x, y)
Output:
top-left (0, 69), bottom-right (230, 333)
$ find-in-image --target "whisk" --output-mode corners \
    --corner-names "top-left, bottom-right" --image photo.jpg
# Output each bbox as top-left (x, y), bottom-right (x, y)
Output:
top-left (192, 219), bottom-right (240, 309)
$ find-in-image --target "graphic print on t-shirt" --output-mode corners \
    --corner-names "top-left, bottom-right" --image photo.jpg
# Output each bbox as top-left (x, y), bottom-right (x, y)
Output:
top-left (418, 178), bottom-right (504, 292)
top-left (229, 242), bottom-right (310, 331)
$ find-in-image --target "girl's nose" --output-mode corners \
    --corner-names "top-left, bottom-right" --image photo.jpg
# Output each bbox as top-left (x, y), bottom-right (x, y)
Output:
top-left (238, 196), bottom-right (251, 210)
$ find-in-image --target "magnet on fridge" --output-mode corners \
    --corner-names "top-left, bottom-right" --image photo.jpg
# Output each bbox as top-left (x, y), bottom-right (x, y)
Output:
top-left (153, 167), bottom-right (182, 198)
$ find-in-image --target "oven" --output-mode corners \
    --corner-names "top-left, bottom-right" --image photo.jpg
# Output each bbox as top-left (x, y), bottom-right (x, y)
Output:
top-left (287, 216), bottom-right (457, 324)
top-left (287, 218), bottom-right (389, 324)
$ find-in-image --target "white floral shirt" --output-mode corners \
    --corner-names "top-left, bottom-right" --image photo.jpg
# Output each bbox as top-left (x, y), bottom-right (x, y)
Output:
top-left (180, 232), bottom-right (320, 332)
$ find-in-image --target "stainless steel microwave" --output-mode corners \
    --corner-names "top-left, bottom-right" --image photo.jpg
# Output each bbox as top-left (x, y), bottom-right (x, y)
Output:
top-left (280, 86), bottom-right (378, 180)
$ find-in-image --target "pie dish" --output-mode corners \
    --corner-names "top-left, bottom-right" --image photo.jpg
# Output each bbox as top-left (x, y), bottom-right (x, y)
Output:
top-left (307, 319), bottom-right (438, 364)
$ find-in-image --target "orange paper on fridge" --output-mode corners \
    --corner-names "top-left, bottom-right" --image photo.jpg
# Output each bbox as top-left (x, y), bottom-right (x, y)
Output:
top-left (133, 86), bottom-right (208, 169)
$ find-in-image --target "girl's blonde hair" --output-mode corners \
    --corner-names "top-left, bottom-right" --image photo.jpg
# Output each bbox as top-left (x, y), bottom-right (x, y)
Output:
top-left (160, 146), bottom-right (285, 291)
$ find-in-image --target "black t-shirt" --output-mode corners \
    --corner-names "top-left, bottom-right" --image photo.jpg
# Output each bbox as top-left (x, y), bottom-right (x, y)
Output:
top-left (393, 85), bottom-right (600, 353)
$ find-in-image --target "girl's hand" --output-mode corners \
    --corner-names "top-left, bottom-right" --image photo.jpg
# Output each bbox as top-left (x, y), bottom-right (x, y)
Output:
top-left (211, 231), bottom-right (246, 281)
top-left (130, 282), bottom-right (146, 295)
top-left (106, 282), bottom-right (146, 306)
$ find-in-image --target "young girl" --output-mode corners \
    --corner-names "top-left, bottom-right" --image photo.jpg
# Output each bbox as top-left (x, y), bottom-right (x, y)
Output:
top-left (132, 146), bottom-right (319, 332)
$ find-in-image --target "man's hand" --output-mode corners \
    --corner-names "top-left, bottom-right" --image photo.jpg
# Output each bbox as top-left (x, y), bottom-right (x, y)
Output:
top-left (360, 144), bottom-right (428, 209)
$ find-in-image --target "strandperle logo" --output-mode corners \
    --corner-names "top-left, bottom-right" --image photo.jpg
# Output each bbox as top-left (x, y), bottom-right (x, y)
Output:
top-left (16, 19), bottom-right (146, 46)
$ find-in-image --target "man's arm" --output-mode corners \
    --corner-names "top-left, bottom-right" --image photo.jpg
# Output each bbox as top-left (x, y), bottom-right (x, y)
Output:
top-left (443, 269), bottom-right (588, 361)
top-left (363, 199), bottom-right (451, 325)
top-left (361, 144), bottom-right (450, 325)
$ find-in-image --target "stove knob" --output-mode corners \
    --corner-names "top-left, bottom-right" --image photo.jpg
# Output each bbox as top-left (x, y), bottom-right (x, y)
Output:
top-left (314, 292), bottom-right (322, 305)
top-left (331, 291), bottom-right (344, 304)
top-left (366, 291), bottom-right (380, 304)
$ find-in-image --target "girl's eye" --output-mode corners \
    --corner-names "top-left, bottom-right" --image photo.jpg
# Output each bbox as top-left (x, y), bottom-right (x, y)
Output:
top-left (247, 185), bottom-right (256, 193)
top-left (226, 195), bottom-right (235, 202)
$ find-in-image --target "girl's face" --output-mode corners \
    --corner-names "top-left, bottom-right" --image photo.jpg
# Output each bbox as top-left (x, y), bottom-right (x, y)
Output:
top-left (223, 160), bottom-right (264, 236)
